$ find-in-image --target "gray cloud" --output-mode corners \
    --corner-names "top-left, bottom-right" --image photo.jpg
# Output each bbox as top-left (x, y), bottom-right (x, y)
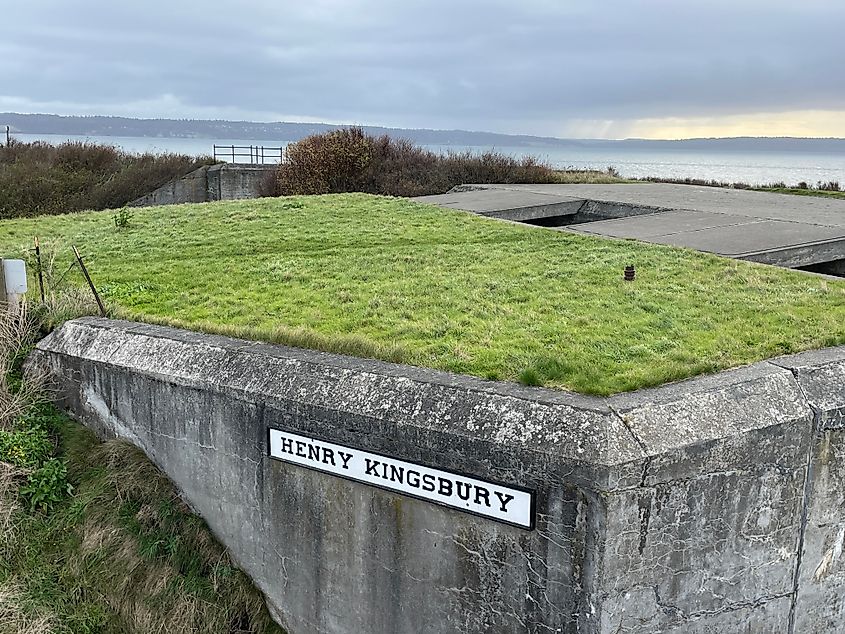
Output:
top-left (3, 0), bottom-right (843, 136)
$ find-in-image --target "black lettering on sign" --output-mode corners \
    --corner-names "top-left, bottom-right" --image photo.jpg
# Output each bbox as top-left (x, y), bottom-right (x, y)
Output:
top-left (474, 487), bottom-right (490, 508)
top-left (495, 491), bottom-right (515, 512)
top-left (422, 473), bottom-right (436, 492)
top-left (456, 481), bottom-right (472, 502)
top-left (438, 478), bottom-right (452, 497)
top-left (365, 458), bottom-right (380, 476)
top-left (389, 464), bottom-right (404, 484)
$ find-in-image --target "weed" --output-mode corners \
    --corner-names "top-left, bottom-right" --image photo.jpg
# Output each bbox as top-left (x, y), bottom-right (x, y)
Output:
top-left (20, 458), bottom-right (72, 512)
top-left (0, 426), bottom-right (52, 468)
top-left (112, 207), bottom-right (133, 230)
top-left (518, 368), bottom-right (543, 387)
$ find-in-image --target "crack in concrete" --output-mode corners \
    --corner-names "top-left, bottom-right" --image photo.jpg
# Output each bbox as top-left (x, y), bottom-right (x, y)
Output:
top-left (787, 368), bottom-right (821, 634)
top-left (654, 584), bottom-right (793, 622)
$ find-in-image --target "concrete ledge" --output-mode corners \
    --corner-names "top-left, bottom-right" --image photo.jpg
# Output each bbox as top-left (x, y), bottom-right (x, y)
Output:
top-left (28, 318), bottom-right (845, 633)
top-left (130, 164), bottom-right (275, 207)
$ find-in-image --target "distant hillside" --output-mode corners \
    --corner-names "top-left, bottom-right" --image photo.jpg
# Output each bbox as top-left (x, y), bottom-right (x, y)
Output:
top-left (2, 113), bottom-right (845, 153)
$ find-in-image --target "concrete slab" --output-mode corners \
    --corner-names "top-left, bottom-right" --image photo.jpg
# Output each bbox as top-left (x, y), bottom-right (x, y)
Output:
top-left (570, 210), bottom-right (756, 239)
top-left (413, 188), bottom-right (584, 221)
top-left (413, 183), bottom-right (845, 269)
top-left (489, 183), bottom-right (845, 228)
top-left (646, 220), bottom-right (845, 258)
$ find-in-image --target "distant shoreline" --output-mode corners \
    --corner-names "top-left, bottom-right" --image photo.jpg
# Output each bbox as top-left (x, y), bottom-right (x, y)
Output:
top-left (8, 131), bottom-right (844, 188)
top-left (2, 112), bottom-right (845, 153)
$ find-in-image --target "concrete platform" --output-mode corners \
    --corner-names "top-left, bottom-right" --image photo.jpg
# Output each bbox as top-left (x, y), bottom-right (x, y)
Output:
top-left (413, 188), bottom-right (584, 222)
top-left (414, 184), bottom-right (845, 269)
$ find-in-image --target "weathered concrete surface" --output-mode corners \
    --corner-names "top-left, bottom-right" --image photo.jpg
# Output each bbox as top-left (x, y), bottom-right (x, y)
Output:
top-left (414, 184), bottom-right (845, 269)
top-left (770, 349), bottom-right (845, 632)
top-left (413, 188), bottom-right (584, 221)
top-left (130, 165), bottom-right (211, 206)
top-left (131, 164), bottom-right (275, 207)
top-left (28, 318), bottom-right (845, 633)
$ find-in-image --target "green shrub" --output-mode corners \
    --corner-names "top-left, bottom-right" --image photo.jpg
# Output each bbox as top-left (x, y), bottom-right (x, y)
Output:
top-left (0, 427), bottom-right (53, 468)
top-left (272, 126), bottom-right (559, 197)
top-left (20, 457), bottom-right (73, 511)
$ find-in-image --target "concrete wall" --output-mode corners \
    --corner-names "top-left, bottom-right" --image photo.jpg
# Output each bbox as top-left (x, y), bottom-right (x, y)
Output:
top-left (131, 164), bottom-right (275, 207)
top-left (27, 319), bottom-right (845, 633)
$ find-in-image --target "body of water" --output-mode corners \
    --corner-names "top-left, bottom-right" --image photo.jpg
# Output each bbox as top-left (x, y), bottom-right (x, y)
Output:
top-left (11, 133), bottom-right (845, 187)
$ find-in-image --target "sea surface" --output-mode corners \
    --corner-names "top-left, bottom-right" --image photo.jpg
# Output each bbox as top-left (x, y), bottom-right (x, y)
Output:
top-left (12, 133), bottom-right (845, 187)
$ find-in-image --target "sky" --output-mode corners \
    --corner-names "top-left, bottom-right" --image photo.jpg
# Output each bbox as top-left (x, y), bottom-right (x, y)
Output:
top-left (2, 1), bottom-right (844, 140)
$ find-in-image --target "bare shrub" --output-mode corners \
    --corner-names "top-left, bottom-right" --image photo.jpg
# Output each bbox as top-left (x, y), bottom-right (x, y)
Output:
top-left (0, 139), bottom-right (215, 218)
top-left (273, 126), bottom-right (560, 197)
top-left (256, 166), bottom-right (283, 198)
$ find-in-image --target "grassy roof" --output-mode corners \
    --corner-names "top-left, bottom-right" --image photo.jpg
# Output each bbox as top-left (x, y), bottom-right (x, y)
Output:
top-left (1, 193), bottom-right (843, 395)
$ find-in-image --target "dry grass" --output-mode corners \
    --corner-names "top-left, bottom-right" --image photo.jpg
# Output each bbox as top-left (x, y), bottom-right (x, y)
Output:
top-left (2, 415), bottom-right (283, 634)
top-left (0, 305), bottom-right (45, 431)
top-left (1, 463), bottom-right (57, 634)
top-left (0, 290), bottom-right (282, 633)
top-left (64, 435), bottom-right (281, 633)
top-left (0, 580), bottom-right (56, 634)
top-left (0, 463), bottom-right (22, 553)
top-left (551, 168), bottom-right (627, 184)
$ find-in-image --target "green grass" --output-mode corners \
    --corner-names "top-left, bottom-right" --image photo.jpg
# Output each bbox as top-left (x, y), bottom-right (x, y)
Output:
top-left (0, 193), bottom-right (842, 395)
top-left (1, 405), bottom-right (284, 634)
top-left (757, 187), bottom-right (845, 200)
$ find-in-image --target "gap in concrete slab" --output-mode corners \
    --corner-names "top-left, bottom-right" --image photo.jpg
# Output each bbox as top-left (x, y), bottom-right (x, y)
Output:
top-left (796, 259), bottom-right (845, 278)
top-left (521, 214), bottom-right (587, 227)
top-left (520, 205), bottom-right (665, 228)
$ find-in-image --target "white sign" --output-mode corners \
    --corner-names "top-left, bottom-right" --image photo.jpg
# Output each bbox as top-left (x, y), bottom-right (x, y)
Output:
top-left (269, 428), bottom-right (535, 529)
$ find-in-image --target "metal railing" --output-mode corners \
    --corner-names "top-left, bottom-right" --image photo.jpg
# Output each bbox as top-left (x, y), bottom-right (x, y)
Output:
top-left (213, 144), bottom-right (287, 164)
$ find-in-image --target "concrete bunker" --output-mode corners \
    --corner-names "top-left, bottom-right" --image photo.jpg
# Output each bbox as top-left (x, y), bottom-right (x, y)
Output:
top-left (28, 317), bottom-right (845, 633)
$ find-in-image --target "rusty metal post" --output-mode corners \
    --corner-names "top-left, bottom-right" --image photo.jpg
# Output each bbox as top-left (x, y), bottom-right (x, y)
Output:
top-left (34, 237), bottom-right (45, 303)
top-left (72, 246), bottom-right (106, 316)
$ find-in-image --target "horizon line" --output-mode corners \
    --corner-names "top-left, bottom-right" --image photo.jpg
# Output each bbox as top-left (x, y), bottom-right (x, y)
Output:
top-left (2, 111), bottom-right (845, 144)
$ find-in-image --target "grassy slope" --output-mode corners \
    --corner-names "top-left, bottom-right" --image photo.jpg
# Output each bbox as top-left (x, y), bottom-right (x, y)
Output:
top-left (1, 405), bottom-right (283, 634)
top-left (0, 193), bottom-right (842, 395)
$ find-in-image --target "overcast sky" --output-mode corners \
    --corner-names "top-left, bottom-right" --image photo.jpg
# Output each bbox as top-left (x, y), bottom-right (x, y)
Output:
top-left (3, 1), bottom-right (844, 139)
